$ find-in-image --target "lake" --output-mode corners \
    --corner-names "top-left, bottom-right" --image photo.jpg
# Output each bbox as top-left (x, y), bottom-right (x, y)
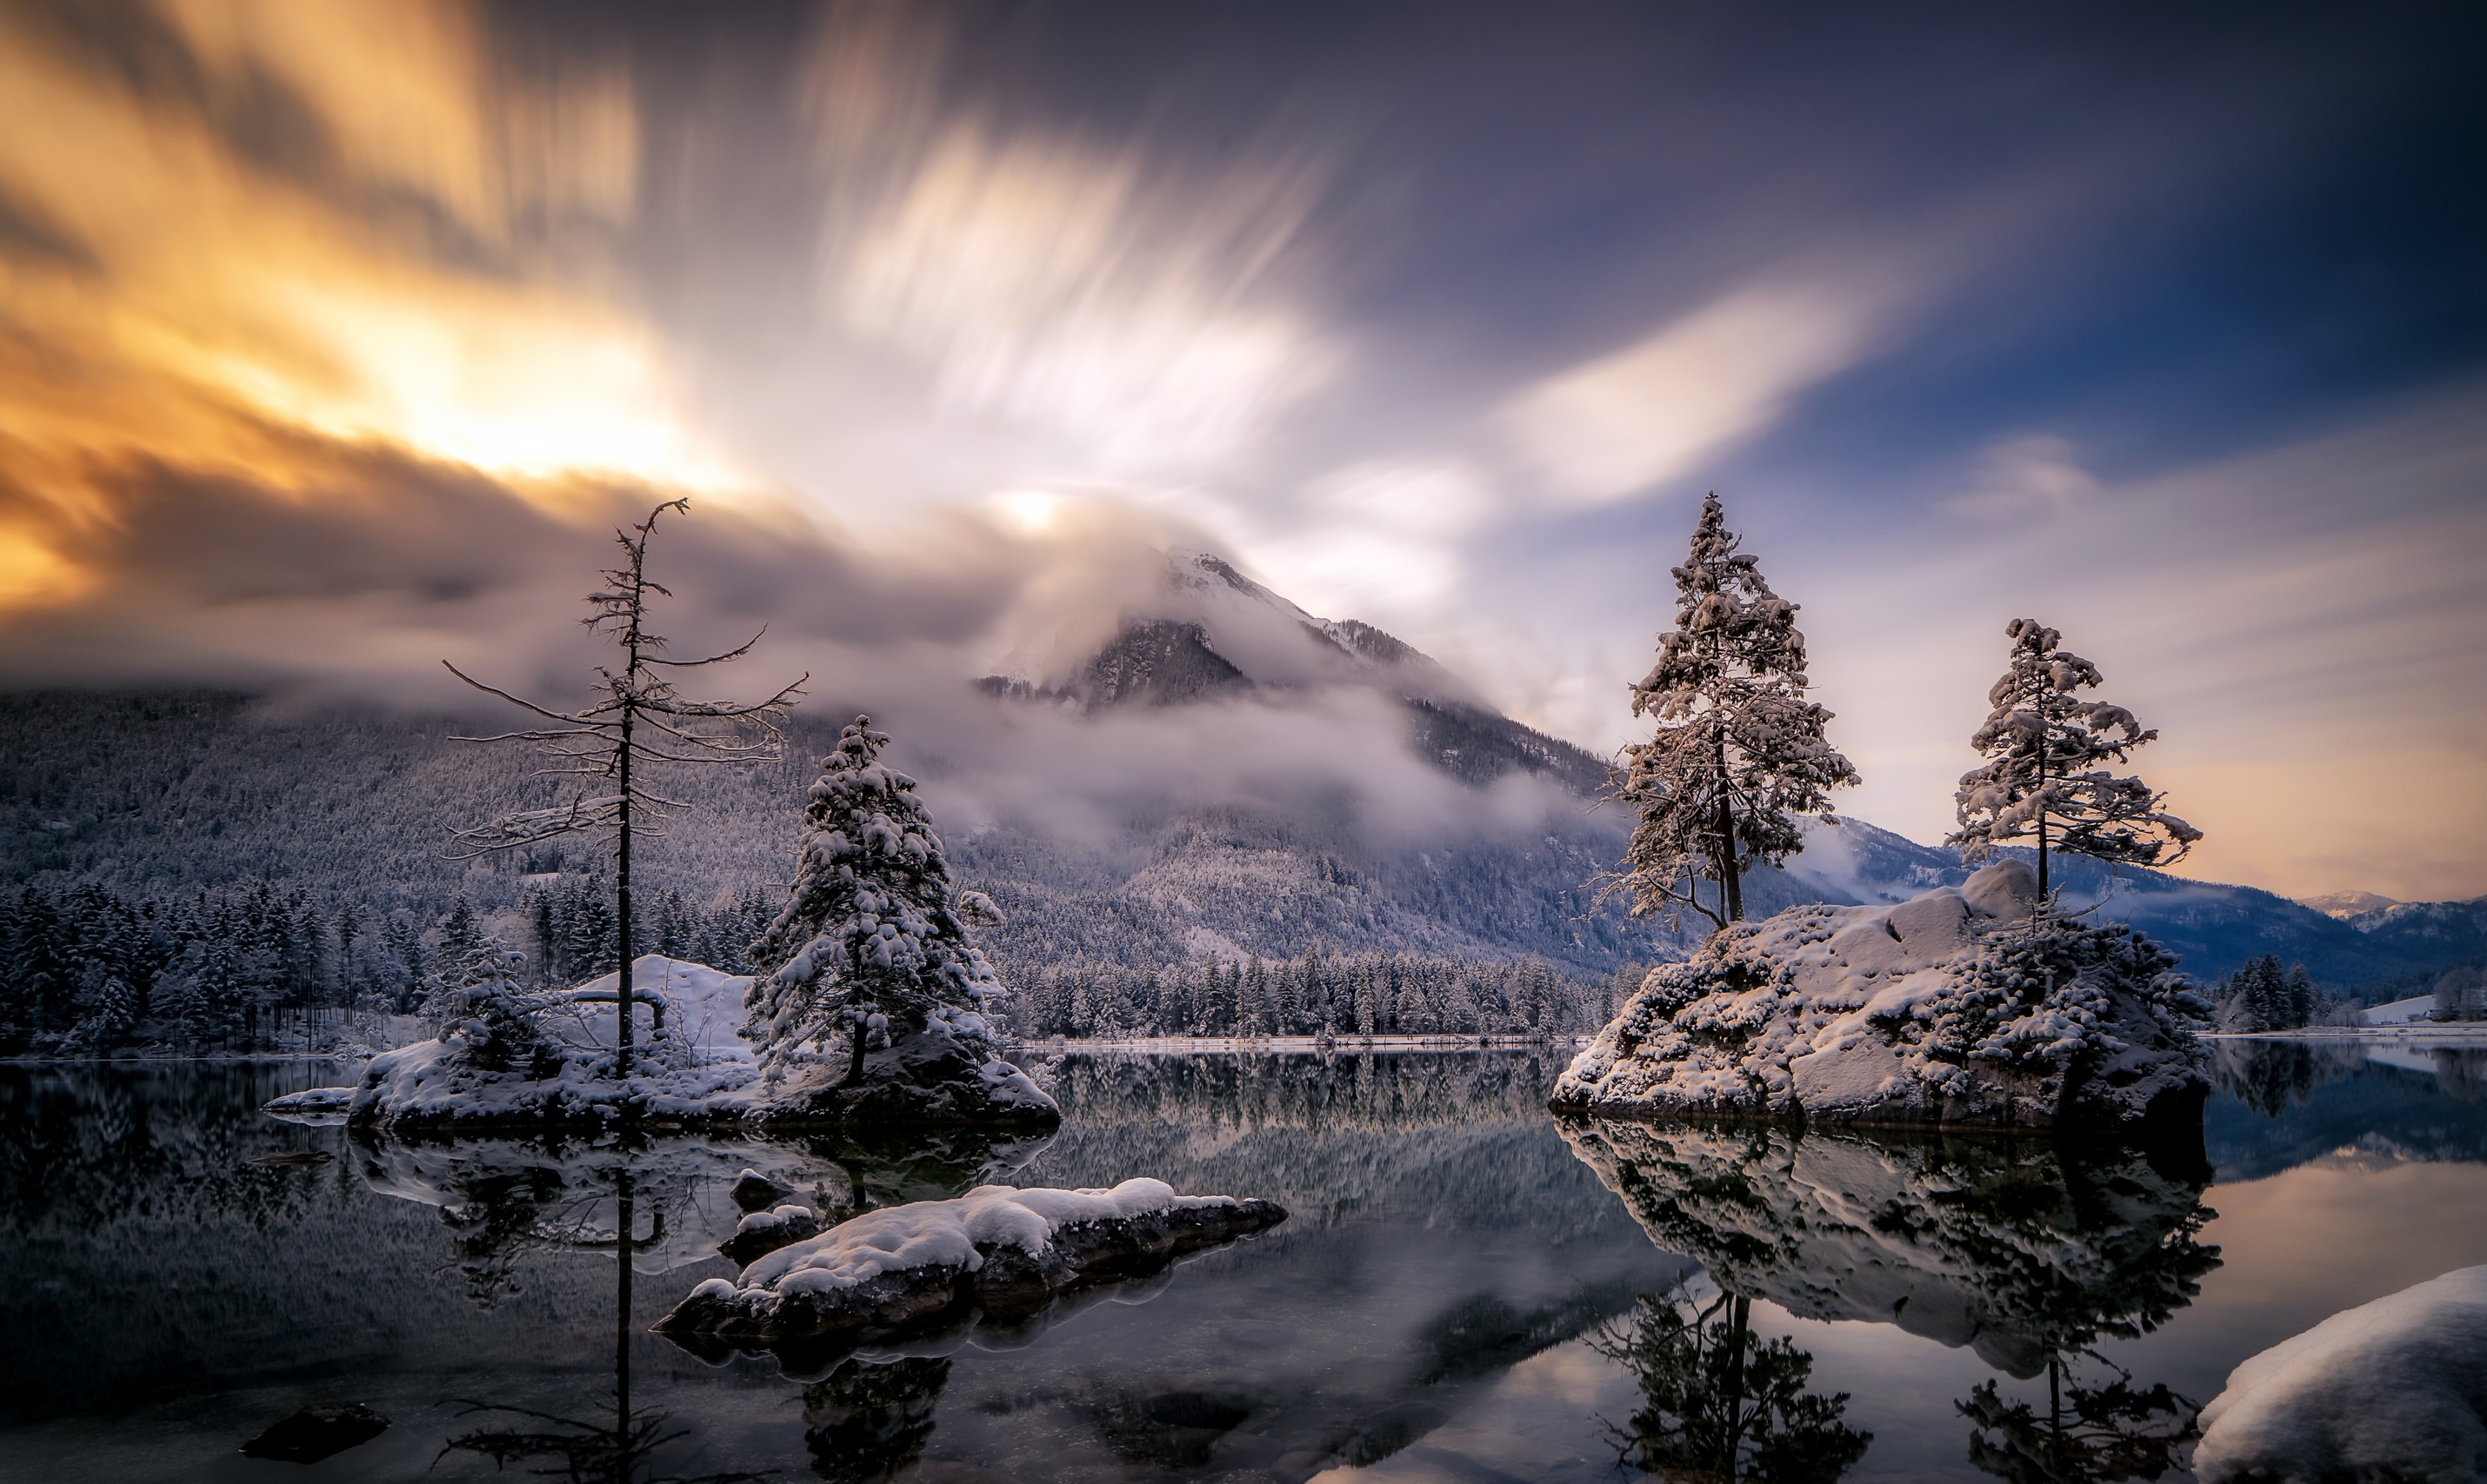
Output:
top-left (3, 1041), bottom-right (2486, 1482)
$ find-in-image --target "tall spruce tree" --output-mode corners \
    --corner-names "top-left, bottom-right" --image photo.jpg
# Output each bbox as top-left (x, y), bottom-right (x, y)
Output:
top-left (743, 715), bottom-right (1010, 1082)
top-left (1611, 493), bottom-right (1859, 929)
top-left (443, 499), bottom-right (803, 1076)
top-left (1949, 618), bottom-right (2201, 902)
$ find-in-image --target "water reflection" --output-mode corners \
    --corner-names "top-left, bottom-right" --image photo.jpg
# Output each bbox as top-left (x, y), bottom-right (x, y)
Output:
top-left (1563, 1118), bottom-right (2223, 1483)
top-left (801, 1357), bottom-right (949, 1482)
top-left (1590, 1275), bottom-right (1872, 1484)
top-left (1560, 1119), bottom-right (2218, 1377)
top-left (346, 1124), bottom-right (1052, 1300)
top-left (1958, 1356), bottom-right (2194, 1484)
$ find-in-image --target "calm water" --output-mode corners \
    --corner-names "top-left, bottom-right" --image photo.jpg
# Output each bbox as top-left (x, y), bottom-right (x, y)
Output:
top-left (3, 1042), bottom-right (2486, 1483)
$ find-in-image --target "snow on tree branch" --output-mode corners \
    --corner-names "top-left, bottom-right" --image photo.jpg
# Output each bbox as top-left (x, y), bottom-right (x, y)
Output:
top-left (1947, 617), bottom-right (2202, 902)
top-left (1604, 492), bottom-right (1858, 930)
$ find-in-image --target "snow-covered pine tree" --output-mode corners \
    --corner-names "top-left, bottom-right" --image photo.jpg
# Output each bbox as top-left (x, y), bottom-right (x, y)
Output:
top-left (1949, 618), bottom-right (2203, 903)
top-left (434, 936), bottom-right (554, 1074)
top-left (424, 898), bottom-right (489, 1024)
top-left (743, 715), bottom-right (1014, 1084)
top-left (1611, 493), bottom-right (1859, 929)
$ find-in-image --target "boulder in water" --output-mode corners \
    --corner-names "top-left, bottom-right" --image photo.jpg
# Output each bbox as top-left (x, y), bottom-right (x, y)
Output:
top-left (2194, 1265), bottom-right (2487, 1484)
top-left (657, 1179), bottom-right (1287, 1349)
top-left (720, 1203), bottom-right (823, 1266)
top-left (731, 1168), bottom-right (796, 1212)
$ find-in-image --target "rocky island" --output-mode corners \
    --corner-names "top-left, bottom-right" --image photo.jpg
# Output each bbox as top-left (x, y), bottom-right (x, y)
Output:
top-left (1550, 861), bottom-right (2211, 1131)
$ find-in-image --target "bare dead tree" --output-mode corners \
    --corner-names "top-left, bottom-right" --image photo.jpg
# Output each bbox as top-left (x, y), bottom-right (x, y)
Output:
top-left (443, 498), bottom-right (805, 1077)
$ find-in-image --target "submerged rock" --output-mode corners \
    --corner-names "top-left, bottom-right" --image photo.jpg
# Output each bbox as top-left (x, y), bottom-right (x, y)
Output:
top-left (656, 1179), bottom-right (1287, 1353)
top-left (1550, 862), bottom-right (2210, 1130)
top-left (731, 1168), bottom-right (796, 1212)
top-left (2194, 1265), bottom-right (2487, 1484)
top-left (240, 1401), bottom-right (389, 1463)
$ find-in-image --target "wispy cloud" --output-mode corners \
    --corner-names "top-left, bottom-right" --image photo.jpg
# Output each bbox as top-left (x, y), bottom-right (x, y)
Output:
top-left (804, 6), bottom-right (1339, 480)
top-left (1945, 435), bottom-right (2102, 522)
top-left (0, 0), bottom-right (743, 618)
top-left (1500, 276), bottom-right (1901, 506)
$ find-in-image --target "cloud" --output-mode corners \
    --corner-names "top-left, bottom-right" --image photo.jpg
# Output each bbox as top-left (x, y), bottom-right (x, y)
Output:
top-left (0, 0), bottom-right (739, 625)
top-left (1945, 435), bottom-right (2101, 522)
top-left (805, 8), bottom-right (1339, 479)
top-left (1246, 456), bottom-right (1497, 621)
top-left (1500, 277), bottom-right (1899, 506)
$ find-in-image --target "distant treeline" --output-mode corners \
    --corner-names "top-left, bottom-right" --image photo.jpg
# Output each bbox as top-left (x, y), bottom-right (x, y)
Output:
top-left (0, 877), bottom-right (775, 1055)
top-left (2209, 954), bottom-right (2334, 1032)
top-left (1007, 952), bottom-right (1630, 1041)
top-left (0, 876), bottom-right (1630, 1055)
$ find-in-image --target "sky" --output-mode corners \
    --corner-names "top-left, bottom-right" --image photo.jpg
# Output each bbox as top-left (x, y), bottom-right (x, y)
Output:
top-left (0, 0), bottom-right (2482, 900)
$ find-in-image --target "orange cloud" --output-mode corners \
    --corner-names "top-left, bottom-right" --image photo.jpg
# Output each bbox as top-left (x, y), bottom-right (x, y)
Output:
top-left (0, 0), bottom-right (734, 616)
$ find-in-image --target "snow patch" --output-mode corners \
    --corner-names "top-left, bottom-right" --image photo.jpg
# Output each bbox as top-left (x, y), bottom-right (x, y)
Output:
top-left (2194, 1265), bottom-right (2487, 1484)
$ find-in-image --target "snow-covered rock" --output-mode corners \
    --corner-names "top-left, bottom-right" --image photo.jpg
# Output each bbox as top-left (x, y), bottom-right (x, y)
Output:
top-left (326, 955), bottom-right (1057, 1133)
top-left (655, 1178), bottom-right (1287, 1350)
top-left (1550, 862), bottom-right (2211, 1129)
top-left (721, 1203), bottom-right (824, 1266)
top-left (263, 1085), bottom-right (356, 1125)
top-left (2194, 1265), bottom-right (2487, 1484)
top-left (1560, 1116), bottom-right (2215, 1377)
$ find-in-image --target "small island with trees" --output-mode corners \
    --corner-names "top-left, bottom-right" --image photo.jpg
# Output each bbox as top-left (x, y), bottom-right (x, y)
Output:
top-left (1553, 495), bottom-right (2212, 1131)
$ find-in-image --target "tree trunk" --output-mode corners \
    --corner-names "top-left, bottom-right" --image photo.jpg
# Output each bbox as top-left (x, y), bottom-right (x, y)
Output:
top-left (840, 1019), bottom-right (868, 1088)
top-left (617, 689), bottom-right (636, 1080)
top-left (1716, 789), bottom-right (1744, 923)
top-left (1724, 1293), bottom-right (1751, 1472)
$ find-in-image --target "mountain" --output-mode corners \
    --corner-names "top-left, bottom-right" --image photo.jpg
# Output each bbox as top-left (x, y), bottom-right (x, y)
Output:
top-left (977, 551), bottom-right (1607, 795)
top-left (0, 554), bottom-right (2470, 992)
top-left (2302, 890), bottom-right (2402, 919)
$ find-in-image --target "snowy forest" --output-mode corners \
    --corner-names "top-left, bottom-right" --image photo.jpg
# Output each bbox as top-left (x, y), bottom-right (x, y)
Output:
top-left (0, 874), bottom-right (1626, 1055)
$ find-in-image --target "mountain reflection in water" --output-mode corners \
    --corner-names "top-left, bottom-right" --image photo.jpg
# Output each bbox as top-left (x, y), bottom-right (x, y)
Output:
top-left (3, 1043), bottom-right (2487, 1482)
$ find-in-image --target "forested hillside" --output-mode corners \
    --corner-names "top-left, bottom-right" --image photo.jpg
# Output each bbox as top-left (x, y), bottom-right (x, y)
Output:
top-left (3, 685), bottom-right (2475, 1058)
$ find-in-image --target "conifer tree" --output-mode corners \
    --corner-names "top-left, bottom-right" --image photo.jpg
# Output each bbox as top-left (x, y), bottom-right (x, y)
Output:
top-left (443, 498), bottom-right (803, 1076)
top-left (435, 936), bottom-right (553, 1074)
top-left (1949, 618), bottom-right (2202, 901)
top-left (1611, 493), bottom-right (1859, 928)
top-left (743, 716), bottom-right (1012, 1081)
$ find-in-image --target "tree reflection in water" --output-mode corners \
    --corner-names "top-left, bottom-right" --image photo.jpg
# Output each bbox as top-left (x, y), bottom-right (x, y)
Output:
top-left (354, 1125), bottom-right (1050, 1482)
top-left (1590, 1275), bottom-right (1870, 1484)
top-left (1958, 1355), bottom-right (2194, 1484)
top-left (800, 1357), bottom-right (950, 1482)
top-left (437, 1165), bottom-right (770, 1484)
top-left (1564, 1117), bottom-right (2221, 1483)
